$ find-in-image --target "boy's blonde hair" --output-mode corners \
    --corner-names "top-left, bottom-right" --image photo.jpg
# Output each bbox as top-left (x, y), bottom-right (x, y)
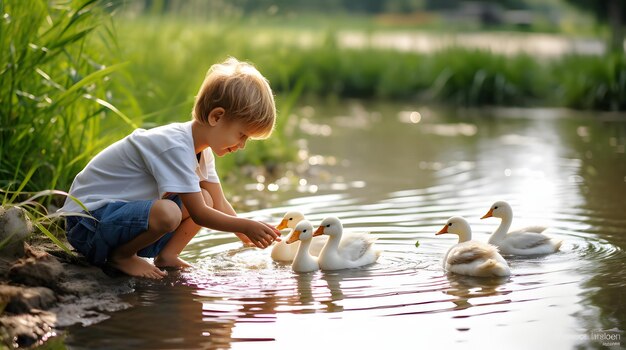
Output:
top-left (193, 57), bottom-right (276, 139)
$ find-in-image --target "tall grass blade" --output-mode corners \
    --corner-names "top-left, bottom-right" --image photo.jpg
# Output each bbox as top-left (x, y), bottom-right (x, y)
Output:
top-left (33, 221), bottom-right (73, 255)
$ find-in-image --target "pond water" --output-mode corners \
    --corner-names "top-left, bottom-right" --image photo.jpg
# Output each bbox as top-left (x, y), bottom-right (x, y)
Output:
top-left (63, 101), bottom-right (626, 349)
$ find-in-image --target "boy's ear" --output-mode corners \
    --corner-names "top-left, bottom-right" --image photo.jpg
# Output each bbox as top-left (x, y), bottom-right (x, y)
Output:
top-left (207, 107), bottom-right (225, 126)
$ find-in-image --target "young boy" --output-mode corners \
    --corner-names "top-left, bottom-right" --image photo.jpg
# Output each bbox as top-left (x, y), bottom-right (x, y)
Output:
top-left (60, 57), bottom-right (281, 279)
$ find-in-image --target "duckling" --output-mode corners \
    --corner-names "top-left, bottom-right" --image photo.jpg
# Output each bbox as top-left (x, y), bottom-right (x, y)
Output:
top-left (436, 216), bottom-right (511, 277)
top-left (313, 216), bottom-right (380, 271)
top-left (272, 211), bottom-right (327, 262)
top-left (481, 201), bottom-right (562, 255)
top-left (285, 220), bottom-right (319, 273)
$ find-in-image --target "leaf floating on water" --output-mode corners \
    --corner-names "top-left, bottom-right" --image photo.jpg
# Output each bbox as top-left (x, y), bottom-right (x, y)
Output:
top-left (415, 240), bottom-right (420, 248)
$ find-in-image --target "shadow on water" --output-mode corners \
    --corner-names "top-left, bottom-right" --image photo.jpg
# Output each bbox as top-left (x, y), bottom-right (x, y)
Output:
top-left (63, 101), bottom-right (626, 349)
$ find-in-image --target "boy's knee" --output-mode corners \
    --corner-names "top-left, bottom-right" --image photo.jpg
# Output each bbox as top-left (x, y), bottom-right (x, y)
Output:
top-left (150, 200), bottom-right (182, 233)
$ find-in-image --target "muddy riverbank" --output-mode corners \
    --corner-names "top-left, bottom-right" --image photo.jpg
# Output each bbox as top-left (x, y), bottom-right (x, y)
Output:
top-left (0, 207), bottom-right (133, 348)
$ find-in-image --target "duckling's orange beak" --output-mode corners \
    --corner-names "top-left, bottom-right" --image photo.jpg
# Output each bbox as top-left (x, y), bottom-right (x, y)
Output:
top-left (313, 226), bottom-right (325, 237)
top-left (276, 219), bottom-right (289, 230)
top-left (286, 230), bottom-right (301, 244)
top-left (481, 208), bottom-right (494, 219)
top-left (436, 225), bottom-right (448, 235)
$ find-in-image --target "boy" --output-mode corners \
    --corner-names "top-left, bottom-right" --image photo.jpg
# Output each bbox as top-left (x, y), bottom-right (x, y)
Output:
top-left (60, 57), bottom-right (281, 279)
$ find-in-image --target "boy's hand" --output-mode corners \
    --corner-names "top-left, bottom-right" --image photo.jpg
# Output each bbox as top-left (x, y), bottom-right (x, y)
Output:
top-left (241, 220), bottom-right (281, 249)
top-left (234, 232), bottom-right (256, 247)
top-left (261, 222), bottom-right (282, 242)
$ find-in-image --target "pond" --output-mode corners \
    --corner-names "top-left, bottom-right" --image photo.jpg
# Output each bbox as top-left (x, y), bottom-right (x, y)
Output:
top-left (63, 100), bottom-right (626, 349)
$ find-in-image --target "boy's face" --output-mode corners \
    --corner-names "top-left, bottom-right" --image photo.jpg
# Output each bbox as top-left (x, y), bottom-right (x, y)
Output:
top-left (210, 119), bottom-right (250, 157)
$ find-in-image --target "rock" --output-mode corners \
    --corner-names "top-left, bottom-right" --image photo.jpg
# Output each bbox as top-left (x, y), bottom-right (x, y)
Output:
top-left (0, 285), bottom-right (56, 314)
top-left (8, 247), bottom-right (65, 291)
top-left (1, 243), bottom-right (133, 347)
top-left (0, 206), bottom-right (33, 259)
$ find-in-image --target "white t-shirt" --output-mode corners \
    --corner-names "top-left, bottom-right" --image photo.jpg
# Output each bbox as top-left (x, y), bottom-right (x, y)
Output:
top-left (60, 121), bottom-right (220, 213)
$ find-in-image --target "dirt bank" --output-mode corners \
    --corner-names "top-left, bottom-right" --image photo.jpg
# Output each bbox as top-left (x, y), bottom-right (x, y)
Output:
top-left (1, 207), bottom-right (133, 348)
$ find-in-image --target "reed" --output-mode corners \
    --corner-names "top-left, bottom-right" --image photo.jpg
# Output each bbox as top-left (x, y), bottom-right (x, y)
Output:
top-left (0, 0), bottom-right (143, 250)
top-left (0, 0), bottom-right (136, 197)
top-left (552, 53), bottom-right (626, 111)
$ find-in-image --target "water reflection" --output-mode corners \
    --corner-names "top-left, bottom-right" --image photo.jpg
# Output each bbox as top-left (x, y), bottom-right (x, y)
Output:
top-left (63, 102), bottom-right (626, 349)
top-left (66, 278), bottom-right (222, 349)
top-left (444, 273), bottom-right (511, 311)
top-left (292, 272), bottom-right (315, 308)
top-left (319, 272), bottom-right (346, 313)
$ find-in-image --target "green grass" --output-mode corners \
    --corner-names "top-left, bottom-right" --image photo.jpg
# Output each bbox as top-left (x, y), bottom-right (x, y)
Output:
top-left (424, 48), bottom-right (547, 106)
top-left (0, 2), bottom-right (301, 199)
top-left (552, 53), bottom-right (626, 110)
top-left (109, 14), bottom-right (626, 112)
top-left (0, 0), bottom-right (136, 196)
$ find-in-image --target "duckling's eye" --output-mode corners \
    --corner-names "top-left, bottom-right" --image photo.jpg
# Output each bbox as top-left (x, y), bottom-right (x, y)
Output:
top-left (326, 224), bottom-right (330, 227)
top-left (494, 206), bottom-right (499, 209)
top-left (448, 223), bottom-right (452, 226)
top-left (289, 218), bottom-right (293, 221)
top-left (303, 229), bottom-right (307, 233)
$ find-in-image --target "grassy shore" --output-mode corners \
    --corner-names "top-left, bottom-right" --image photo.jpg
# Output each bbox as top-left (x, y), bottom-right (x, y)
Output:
top-left (111, 14), bottom-right (625, 111)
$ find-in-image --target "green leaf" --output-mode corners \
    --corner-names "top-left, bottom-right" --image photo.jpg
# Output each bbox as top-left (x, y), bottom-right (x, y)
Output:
top-left (7, 165), bottom-right (40, 204)
top-left (33, 221), bottom-right (74, 256)
top-left (88, 95), bottom-right (139, 129)
top-left (52, 61), bottom-right (130, 108)
top-left (415, 240), bottom-right (420, 248)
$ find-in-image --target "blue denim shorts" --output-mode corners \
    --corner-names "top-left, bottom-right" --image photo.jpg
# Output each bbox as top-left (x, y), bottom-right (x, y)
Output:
top-left (65, 196), bottom-right (182, 267)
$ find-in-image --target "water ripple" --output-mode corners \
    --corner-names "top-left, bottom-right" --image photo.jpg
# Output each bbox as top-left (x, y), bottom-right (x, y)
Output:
top-left (178, 163), bottom-right (625, 331)
top-left (63, 106), bottom-right (626, 350)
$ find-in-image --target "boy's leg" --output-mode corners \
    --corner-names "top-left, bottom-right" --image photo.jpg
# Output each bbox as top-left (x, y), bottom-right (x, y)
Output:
top-left (109, 199), bottom-right (182, 279)
top-left (154, 189), bottom-right (212, 268)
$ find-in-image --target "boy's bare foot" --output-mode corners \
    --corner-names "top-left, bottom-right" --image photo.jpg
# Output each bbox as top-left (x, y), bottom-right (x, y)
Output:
top-left (109, 254), bottom-right (167, 279)
top-left (154, 255), bottom-right (192, 270)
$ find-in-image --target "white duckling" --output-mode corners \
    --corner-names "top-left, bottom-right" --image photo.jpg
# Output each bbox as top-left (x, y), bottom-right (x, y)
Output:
top-left (481, 201), bottom-right (562, 255)
top-left (313, 216), bottom-right (380, 271)
top-left (272, 211), bottom-right (327, 262)
top-left (436, 216), bottom-right (511, 277)
top-left (285, 220), bottom-right (319, 273)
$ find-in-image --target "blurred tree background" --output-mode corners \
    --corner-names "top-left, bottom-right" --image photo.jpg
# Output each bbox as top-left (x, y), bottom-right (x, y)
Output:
top-left (564, 0), bottom-right (624, 53)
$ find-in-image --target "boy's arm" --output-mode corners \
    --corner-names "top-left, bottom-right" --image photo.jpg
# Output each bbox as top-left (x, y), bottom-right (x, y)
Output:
top-left (199, 181), bottom-right (256, 246)
top-left (178, 190), bottom-right (279, 249)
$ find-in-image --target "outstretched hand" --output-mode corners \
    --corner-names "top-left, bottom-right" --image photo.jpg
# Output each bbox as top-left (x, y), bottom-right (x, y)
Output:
top-left (262, 222), bottom-right (282, 242)
top-left (240, 220), bottom-right (281, 249)
top-left (234, 232), bottom-right (256, 247)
